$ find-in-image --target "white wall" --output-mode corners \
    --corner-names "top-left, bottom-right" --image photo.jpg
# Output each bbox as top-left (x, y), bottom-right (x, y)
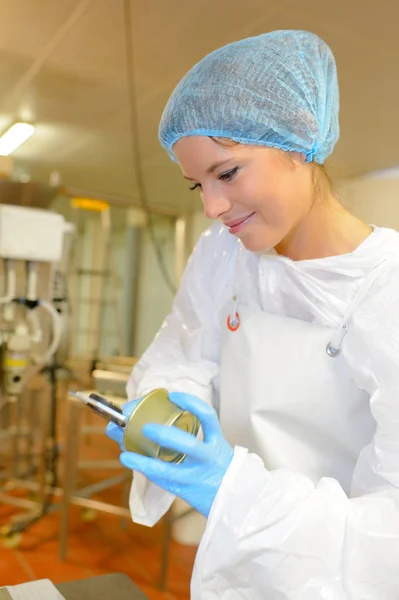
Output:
top-left (340, 172), bottom-right (399, 229)
top-left (134, 218), bottom-right (175, 356)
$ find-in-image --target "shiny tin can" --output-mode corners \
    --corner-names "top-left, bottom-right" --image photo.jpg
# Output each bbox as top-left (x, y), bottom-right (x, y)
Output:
top-left (124, 388), bottom-right (200, 463)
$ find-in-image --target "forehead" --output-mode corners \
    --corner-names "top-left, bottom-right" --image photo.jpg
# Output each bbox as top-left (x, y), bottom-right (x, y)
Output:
top-left (174, 136), bottom-right (241, 177)
top-left (173, 137), bottom-right (293, 180)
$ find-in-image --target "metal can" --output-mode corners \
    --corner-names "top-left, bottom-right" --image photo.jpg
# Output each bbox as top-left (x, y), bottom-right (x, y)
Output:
top-left (123, 388), bottom-right (200, 463)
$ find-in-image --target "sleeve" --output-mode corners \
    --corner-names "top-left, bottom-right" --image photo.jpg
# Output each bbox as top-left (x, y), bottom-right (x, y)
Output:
top-left (127, 223), bottom-right (236, 526)
top-left (191, 265), bottom-right (399, 600)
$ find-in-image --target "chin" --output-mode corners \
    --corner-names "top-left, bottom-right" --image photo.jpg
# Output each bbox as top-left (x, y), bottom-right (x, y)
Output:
top-left (239, 233), bottom-right (277, 253)
top-left (235, 220), bottom-right (284, 253)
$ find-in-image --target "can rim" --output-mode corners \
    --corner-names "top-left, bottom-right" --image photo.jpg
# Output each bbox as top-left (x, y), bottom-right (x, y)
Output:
top-left (158, 410), bottom-right (201, 463)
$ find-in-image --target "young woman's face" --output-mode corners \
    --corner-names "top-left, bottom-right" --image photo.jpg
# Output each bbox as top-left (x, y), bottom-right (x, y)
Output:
top-left (174, 136), bottom-right (316, 253)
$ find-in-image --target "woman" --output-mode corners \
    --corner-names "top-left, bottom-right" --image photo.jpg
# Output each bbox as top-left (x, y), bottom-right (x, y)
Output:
top-left (107, 30), bottom-right (399, 598)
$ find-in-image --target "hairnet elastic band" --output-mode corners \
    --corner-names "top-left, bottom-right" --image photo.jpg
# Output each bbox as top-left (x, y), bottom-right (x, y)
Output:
top-left (165, 130), bottom-right (319, 164)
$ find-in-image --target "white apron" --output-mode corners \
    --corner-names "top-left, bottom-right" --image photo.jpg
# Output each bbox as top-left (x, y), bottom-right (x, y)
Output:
top-left (218, 266), bottom-right (381, 494)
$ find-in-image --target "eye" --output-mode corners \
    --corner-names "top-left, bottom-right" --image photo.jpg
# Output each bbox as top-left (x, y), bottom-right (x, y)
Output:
top-left (218, 167), bottom-right (238, 182)
top-left (189, 182), bottom-right (202, 192)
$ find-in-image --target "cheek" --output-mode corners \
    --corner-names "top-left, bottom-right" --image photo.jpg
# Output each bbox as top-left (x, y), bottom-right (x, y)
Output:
top-left (239, 169), bottom-right (287, 211)
top-left (235, 177), bottom-right (270, 211)
top-left (234, 164), bottom-right (308, 224)
top-left (255, 175), bottom-right (308, 224)
top-left (249, 185), bottom-right (292, 224)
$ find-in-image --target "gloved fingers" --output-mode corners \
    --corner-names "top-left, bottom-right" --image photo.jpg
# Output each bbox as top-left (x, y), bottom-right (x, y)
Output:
top-left (122, 396), bottom-right (143, 418)
top-left (142, 423), bottom-right (206, 461)
top-left (105, 422), bottom-right (125, 449)
top-left (120, 451), bottom-right (177, 481)
top-left (169, 392), bottom-right (223, 442)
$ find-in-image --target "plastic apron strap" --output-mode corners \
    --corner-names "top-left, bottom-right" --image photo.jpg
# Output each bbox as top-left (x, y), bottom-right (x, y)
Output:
top-left (227, 243), bottom-right (243, 332)
top-left (326, 259), bottom-right (389, 357)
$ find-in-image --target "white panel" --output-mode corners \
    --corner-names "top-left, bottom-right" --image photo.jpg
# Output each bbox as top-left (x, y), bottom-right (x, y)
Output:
top-left (0, 205), bottom-right (64, 261)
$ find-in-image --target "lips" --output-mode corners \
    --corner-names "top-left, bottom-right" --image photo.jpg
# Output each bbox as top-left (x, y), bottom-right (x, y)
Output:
top-left (224, 212), bottom-right (256, 234)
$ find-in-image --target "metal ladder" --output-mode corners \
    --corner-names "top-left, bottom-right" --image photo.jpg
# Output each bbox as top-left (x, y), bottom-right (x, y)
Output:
top-left (69, 198), bottom-right (123, 361)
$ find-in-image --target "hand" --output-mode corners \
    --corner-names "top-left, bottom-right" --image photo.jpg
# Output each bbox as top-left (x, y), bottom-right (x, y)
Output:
top-left (119, 392), bottom-right (234, 518)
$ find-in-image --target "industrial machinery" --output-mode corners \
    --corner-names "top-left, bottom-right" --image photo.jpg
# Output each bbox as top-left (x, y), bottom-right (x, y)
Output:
top-left (0, 204), bottom-right (71, 543)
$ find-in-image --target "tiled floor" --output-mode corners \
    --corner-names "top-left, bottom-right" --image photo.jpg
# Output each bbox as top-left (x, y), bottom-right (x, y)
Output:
top-left (0, 506), bottom-right (195, 599)
top-left (0, 396), bottom-right (197, 599)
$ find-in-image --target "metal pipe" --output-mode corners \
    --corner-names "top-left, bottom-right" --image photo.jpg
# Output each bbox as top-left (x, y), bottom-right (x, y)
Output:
top-left (73, 473), bottom-right (128, 498)
top-left (77, 460), bottom-right (122, 470)
top-left (124, 216), bottom-right (142, 356)
top-left (69, 496), bottom-right (131, 518)
top-left (26, 261), bottom-right (38, 301)
top-left (0, 492), bottom-right (37, 511)
top-left (174, 215), bottom-right (189, 286)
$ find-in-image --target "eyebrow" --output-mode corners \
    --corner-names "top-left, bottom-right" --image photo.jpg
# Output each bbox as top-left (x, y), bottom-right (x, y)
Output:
top-left (183, 158), bottom-right (233, 181)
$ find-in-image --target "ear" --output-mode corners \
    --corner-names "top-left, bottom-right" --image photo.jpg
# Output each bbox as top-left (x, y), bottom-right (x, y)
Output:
top-left (290, 151), bottom-right (307, 165)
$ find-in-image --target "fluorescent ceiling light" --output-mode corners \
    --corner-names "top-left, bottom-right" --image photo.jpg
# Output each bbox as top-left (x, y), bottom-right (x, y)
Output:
top-left (0, 123), bottom-right (35, 156)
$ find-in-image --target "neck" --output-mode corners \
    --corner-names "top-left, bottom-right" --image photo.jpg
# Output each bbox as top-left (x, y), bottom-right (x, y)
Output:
top-left (275, 195), bottom-right (373, 261)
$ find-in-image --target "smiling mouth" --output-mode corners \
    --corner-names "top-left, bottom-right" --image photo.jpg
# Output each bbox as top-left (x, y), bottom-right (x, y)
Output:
top-left (225, 212), bottom-right (256, 232)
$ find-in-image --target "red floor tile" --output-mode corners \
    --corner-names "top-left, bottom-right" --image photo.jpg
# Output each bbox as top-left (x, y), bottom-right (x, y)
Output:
top-left (0, 548), bottom-right (33, 587)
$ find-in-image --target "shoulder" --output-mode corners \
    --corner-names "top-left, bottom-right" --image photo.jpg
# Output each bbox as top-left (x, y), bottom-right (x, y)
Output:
top-left (355, 262), bottom-right (399, 332)
top-left (360, 228), bottom-right (399, 315)
top-left (342, 232), bottom-right (399, 389)
top-left (348, 233), bottom-right (399, 373)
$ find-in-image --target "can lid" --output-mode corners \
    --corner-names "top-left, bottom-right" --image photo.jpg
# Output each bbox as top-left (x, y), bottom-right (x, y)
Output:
top-left (168, 410), bottom-right (200, 436)
top-left (158, 411), bottom-right (200, 463)
top-left (124, 389), bottom-right (201, 463)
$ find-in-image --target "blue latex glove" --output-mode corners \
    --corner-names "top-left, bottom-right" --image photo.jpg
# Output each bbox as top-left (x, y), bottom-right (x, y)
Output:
top-left (113, 392), bottom-right (234, 518)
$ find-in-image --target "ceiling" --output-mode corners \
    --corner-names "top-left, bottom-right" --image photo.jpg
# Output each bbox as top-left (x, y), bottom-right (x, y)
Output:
top-left (0, 0), bottom-right (398, 214)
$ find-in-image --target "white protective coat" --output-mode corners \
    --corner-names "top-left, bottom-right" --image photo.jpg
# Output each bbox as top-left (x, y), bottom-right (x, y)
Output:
top-left (127, 222), bottom-right (399, 599)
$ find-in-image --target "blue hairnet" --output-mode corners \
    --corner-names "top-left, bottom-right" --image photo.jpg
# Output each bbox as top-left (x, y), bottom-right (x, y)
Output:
top-left (159, 30), bottom-right (339, 164)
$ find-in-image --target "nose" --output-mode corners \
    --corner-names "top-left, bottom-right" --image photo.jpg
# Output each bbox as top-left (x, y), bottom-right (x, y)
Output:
top-left (202, 189), bottom-right (232, 220)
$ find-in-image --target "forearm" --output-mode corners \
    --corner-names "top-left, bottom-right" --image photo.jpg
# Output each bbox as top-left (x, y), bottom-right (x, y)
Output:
top-left (192, 447), bottom-right (399, 599)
